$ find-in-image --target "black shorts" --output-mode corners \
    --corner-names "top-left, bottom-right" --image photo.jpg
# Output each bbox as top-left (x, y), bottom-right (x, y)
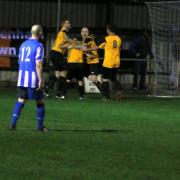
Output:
top-left (18, 87), bottom-right (44, 100)
top-left (50, 50), bottom-right (67, 71)
top-left (84, 63), bottom-right (99, 77)
top-left (67, 63), bottom-right (84, 81)
top-left (102, 67), bottom-right (118, 82)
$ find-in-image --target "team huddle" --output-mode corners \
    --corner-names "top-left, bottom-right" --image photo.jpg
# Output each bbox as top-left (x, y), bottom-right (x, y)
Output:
top-left (9, 20), bottom-right (122, 131)
top-left (48, 20), bottom-right (122, 101)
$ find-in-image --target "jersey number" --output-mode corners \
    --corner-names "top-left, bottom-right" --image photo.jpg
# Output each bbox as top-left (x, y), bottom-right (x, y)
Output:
top-left (113, 40), bottom-right (118, 48)
top-left (21, 47), bottom-right (31, 62)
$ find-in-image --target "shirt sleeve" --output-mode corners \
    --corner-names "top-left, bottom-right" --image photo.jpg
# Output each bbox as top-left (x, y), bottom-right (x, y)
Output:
top-left (99, 42), bottom-right (106, 49)
top-left (18, 46), bottom-right (21, 63)
top-left (35, 44), bottom-right (44, 62)
top-left (60, 30), bottom-right (70, 44)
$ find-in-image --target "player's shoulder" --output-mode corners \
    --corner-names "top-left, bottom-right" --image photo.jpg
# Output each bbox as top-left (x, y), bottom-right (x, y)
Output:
top-left (106, 34), bottom-right (120, 39)
top-left (31, 39), bottom-right (44, 48)
top-left (23, 39), bottom-right (43, 49)
top-left (108, 34), bottom-right (121, 42)
top-left (59, 28), bottom-right (68, 35)
top-left (105, 35), bottom-right (109, 39)
top-left (115, 35), bottom-right (121, 42)
top-left (36, 41), bottom-right (44, 48)
top-left (111, 33), bottom-right (120, 39)
top-left (19, 39), bottom-right (30, 49)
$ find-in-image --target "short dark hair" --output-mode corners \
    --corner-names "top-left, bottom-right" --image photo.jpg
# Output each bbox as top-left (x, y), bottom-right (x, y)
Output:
top-left (106, 24), bottom-right (117, 33)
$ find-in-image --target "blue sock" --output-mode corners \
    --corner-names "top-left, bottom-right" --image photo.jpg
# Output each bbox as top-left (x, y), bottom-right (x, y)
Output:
top-left (37, 104), bottom-right (45, 129)
top-left (11, 101), bottom-right (24, 127)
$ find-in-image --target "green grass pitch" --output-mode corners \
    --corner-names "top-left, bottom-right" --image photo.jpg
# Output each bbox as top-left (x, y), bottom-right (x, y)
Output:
top-left (0, 90), bottom-right (180, 180)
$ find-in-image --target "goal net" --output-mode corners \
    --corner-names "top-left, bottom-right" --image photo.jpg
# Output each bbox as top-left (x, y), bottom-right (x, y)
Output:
top-left (146, 1), bottom-right (180, 97)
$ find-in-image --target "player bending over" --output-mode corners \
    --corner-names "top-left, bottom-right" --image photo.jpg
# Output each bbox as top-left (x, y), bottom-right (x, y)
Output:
top-left (81, 27), bottom-right (102, 92)
top-left (50, 20), bottom-right (71, 100)
top-left (9, 25), bottom-right (47, 131)
top-left (84, 25), bottom-right (122, 101)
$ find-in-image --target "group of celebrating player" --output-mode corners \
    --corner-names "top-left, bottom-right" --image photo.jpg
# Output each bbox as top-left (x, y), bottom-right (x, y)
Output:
top-left (9, 20), bottom-right (122, 131)
top-left (47, 20), bottom-right (122, 101)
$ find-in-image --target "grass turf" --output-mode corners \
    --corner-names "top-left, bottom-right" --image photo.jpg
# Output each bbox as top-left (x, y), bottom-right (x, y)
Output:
top-left (0, 90), bottom-right (180, 180)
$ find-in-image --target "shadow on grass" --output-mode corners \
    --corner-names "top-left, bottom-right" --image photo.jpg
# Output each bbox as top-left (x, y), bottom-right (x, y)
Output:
top-left (48, 128), bottom-right (134, 133)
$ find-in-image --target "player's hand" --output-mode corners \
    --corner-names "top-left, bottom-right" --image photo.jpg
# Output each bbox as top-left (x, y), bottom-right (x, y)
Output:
top-left (68, 45), bottom-right (73, 49)
top-left (36, 80), bottom-right (44, 91)
top-left (82, 46), bottom-right (88, 51)
top-left (86, 53), bottom-right (95, 59)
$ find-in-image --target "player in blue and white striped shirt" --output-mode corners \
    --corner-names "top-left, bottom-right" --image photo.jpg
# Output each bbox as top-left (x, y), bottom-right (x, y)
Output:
top-left (9, 25), bottom-right (47, 131)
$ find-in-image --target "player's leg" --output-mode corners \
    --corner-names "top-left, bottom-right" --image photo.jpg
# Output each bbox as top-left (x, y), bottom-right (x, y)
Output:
top-left (111, 68), bottom-right (122, 101)
top-left (9, 87), bottom-right (27, 130)
top-left (76, 64), bottom-right (85, 99)
top-left (56, 54), bottom-right (68, 99)
top-left (36, 99), bottom-right (46, 131)
top-left (65, 63), bottom-right (73, 98)
top-left (26, 87), bottom-right (47, 131)
top-left (78, 80), bottom-right (84, 100)
top-left (50, 50), bottom-right (61, 97)
top-left (44, 63), bottom-right (58, 96)
top-left (101, 67), bottom-right (110, 100)
top-left (54, 71), bottom-right (61, 98)
top-left (58, 70), bottom-right (67, 99)
top-left (55, 55), bottom-right (68, 99)
top-left (28, 87), bottom-right (47, 131)
top-left (44, 72), bottom-right (57, 97)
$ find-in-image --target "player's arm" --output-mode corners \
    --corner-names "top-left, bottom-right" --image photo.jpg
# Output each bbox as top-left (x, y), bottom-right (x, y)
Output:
top-left (83, 45), bottom-right (99, 52)
top-left (86, 52), bottom-right (98, 59)
top-left (59, 37), bottom-right (82, 49)
top-left (98, 42), bottom-right (105, 49)
top-left (59, 42), bottom-right (70, 49)
top-left (59, 38), bottom-right (75, 49)
top-left (84, 40), bottom-right (99, 59)
top-left (84, 37), bottom-right (106, 52)
top-left (36, 61), bottom-right (43, 90)
top-left (73, 41), bottom-right (84, 50)
top-left (58, 31), bottom-right (72, 49)
top-left (67, 40), bottom-right (83, 50)
top-left (36, 46), bottom-right (44, 90)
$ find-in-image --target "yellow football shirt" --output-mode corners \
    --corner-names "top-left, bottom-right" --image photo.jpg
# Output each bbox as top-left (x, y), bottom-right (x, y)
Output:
top-left (52, 29), bottom-right (68, 54)
top-left (67, 48), bottom-right (83, 63)
top-left (84, 37), bottom-right (99, 64)
top-left (99, 35), bottom-right (121, 68)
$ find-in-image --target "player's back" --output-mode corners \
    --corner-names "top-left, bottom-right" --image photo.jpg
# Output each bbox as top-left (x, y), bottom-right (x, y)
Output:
top-left (105, 35), bottom-right (121, 55)
top-left (52, 29), bottom-right (68, 54)
top-left (103, 35), bottom-right (121, 68)
top-left (17, 39), bottom-right (44, 88)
